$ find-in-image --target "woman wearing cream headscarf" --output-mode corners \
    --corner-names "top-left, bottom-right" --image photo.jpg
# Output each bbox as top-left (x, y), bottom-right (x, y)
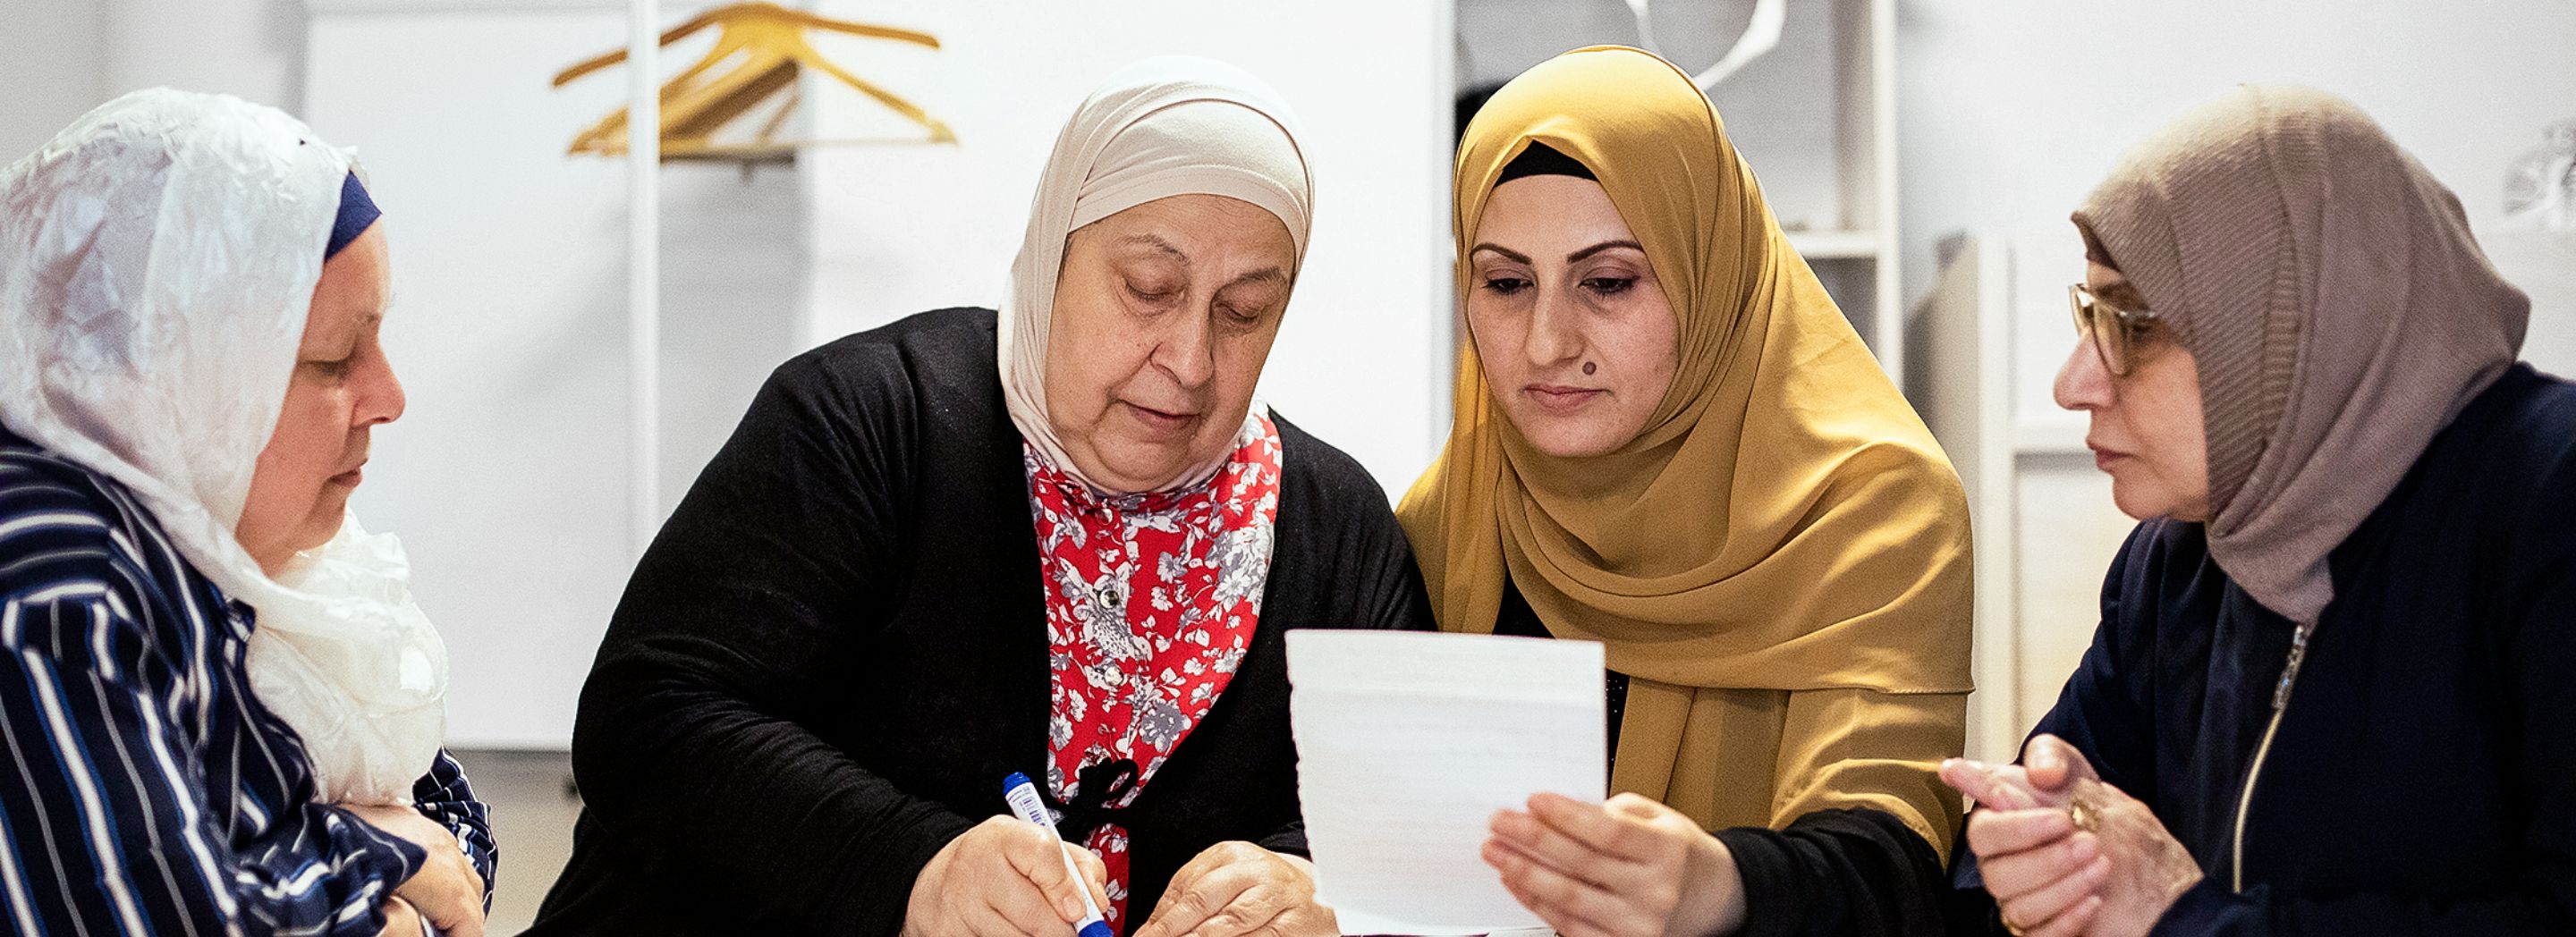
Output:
top-left (1942, 85), bottom-right (2576, 937)
top-left (1401, 46), bottom-right (1972, 935)
top-left (528, 57), bottom-right (1429, 937)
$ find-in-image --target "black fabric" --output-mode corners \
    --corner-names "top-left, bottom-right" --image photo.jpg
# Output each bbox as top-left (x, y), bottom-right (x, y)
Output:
top-left (1952, 363), bottom-right (2576, 935)
top-left (1455, 80), bottom-right (1507, 146)
top-left (1496, 140), bottom-right (1597, 183)
top-left (1719, 811), bottom-right (1950, 937)
top-left (1491, 583), bottom-right (1948, 936)
top-left (524, 308), bottom-right (1435, 937)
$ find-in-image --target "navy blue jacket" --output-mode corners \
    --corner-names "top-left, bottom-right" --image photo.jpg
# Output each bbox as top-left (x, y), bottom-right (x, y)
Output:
top-left (1954, 363), bottom-right (2576, 934)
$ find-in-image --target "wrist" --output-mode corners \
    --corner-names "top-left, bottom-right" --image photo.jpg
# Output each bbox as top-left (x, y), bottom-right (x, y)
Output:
top-left (901, 836), bottom-right (962, 937)
top-left (1676, 831), bottom-right (1748, 937)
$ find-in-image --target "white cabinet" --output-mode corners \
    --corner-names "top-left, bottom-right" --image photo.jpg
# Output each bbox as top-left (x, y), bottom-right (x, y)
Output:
top-left (1911, 234), bottom-right (2145, 761)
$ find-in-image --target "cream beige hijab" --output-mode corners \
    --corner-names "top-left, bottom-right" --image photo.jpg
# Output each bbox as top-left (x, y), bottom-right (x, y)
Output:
top-left (997, 56), bottom-right (1313, 494)
top-left (2075, 84), bottom-right (2529, 623)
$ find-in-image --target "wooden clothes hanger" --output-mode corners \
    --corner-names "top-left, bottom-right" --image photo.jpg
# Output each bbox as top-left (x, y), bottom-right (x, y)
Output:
top-left (555, 2), bottom-right (955, 162)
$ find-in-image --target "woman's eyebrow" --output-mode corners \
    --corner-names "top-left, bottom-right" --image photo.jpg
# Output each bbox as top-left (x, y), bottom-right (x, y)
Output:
top-left (2096, 280), bottom-right (2150, 307)
top-left (1565, 240), bottom-right (1645, 264)
top-left (1223, 267), bottom-right (1288, 290)
top-left (1470, 243), bottom-right (1531, 265)
top-left (1119, 233), bottom-right (1190, 266)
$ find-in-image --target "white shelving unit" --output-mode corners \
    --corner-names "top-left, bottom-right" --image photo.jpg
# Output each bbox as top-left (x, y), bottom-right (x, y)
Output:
top-left (1911, 233), bottom-right (2154, 762)
top-left (1455, 0), bottom-right (1904, 382)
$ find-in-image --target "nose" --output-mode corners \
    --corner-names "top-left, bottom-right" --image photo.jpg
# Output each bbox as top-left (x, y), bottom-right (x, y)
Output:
top-left (1152, 303), bottom-right (1217, 389)
top-left (357, 343), bottom-right (406, 427)
top-left (1523, 282), bottom-right (1584, 370)
top-left (2054, 333), bottom-right (2114, 412)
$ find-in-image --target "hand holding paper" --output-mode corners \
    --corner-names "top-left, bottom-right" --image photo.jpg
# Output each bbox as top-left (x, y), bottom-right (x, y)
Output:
top-left (1285, 630), bottom-right (1606, 934)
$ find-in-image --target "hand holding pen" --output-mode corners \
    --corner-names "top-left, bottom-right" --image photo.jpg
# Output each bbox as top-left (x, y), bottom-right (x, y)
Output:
top-left (900, 773), bottom-right (1113, 937)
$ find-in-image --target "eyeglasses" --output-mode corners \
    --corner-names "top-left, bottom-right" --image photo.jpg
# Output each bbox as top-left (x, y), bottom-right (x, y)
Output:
top-left (2069, 283), bottom-right (2163, 377)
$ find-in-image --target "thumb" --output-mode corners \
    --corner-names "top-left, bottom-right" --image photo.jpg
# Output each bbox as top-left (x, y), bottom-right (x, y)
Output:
top-left (1003, 825), bottom-right (1089, 924)
top-left (2023, 734), bottom-right (2098, 791)
top-left (1071, 843), bottom-right (1113, 923)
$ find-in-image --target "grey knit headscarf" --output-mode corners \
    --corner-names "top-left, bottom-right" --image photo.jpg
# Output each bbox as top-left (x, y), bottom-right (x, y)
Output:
top-left (2073, 84), bottom-right (2529, 623)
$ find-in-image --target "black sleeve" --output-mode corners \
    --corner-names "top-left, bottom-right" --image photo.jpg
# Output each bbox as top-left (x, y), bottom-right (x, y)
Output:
top-left (1718, 807), bottom-right (1950, 937)
top-left (1255, 430), bottom-right (1437, 858)
top-left (1331, 472), bottom-right (1437, 641)
top-left (565, 350), bottom-right (974, 936)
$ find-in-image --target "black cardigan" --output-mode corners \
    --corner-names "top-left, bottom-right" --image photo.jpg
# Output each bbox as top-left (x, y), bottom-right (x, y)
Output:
top-left (526, 308), bottom-right (1434, 936)
top-left (1952, 363), bottom-right (2576, 935)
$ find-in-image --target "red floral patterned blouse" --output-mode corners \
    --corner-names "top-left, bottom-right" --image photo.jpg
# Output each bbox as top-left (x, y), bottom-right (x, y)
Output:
top-left (1024, 413), bottom-right (1284, 929)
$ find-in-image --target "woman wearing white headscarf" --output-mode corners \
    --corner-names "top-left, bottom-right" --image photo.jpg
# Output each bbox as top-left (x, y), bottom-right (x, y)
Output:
top-left (0, 90), bottom-right (493, 936)
top-left (527, 57), bottom-right (1429, 937)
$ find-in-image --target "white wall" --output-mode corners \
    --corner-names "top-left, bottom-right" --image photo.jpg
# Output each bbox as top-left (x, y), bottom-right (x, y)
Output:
top-left (1900, 0), bottom-right (2576, 424)
top-left (0, 1), bottom-right (103, 159)
top-left (1, 0), bottom-right (301, 158)
top-left (301, 3), bottom-right (811, 747)
top-left (292, 0), bottom-right (1451, 747)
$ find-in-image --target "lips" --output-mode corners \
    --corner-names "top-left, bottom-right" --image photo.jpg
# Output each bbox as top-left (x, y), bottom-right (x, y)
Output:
top-left (1123, 401), bottom-right (1200, 435)
top-left (2087, 440), bottom-right (2130, 471)
top-left (1523, 384), bottom-right (1606, 415)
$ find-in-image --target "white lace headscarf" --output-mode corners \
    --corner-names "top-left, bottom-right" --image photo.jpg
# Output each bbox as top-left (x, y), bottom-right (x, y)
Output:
top-left (0, 89), bottom-right (446, 805)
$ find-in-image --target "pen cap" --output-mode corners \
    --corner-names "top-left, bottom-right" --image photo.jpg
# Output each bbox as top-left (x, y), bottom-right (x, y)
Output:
top-left (1078, 922), bottom-right (1115, 937)
top-left (1002, 772), bottom-right (1057, 827)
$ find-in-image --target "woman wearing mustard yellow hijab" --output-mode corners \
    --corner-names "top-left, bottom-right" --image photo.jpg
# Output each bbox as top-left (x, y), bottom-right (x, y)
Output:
top-left (1400, 46), bottom-right (1973, 935)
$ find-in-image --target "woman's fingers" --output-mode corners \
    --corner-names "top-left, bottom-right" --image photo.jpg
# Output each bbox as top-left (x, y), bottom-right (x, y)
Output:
top-left (1134, 843), bottom-right (1273, 937)
top-left (375, 896), bottom-right (422, 937)
top-left (1174, 882), bottom-right (1293, 937)
top-left (2022, 734), bottom-right (2099, 793)
top-left (1485, 836), bottom-right (1634, 937)
top-left (1488, 807), bottom-right (1635, 891)
top-left (1966, 806), bottom-right (2078, 856)
top-left (1067, 842), bottom-right (1114, 925)
top-left (2024, 894), bottom-right (2102, 937)
top-left (982, 874), bottom-right (1073, 936)
top-left (1942, 758), bottom-right (2043, 810)
top-left (1524, 792), bottom-right (1669, 864)
top-left (1997, 855), bottom-right (2109, 930)
top-left (991, 823), bottom-right (1091, 928)
top-left (1981, 831), bottom-right (2101, 903)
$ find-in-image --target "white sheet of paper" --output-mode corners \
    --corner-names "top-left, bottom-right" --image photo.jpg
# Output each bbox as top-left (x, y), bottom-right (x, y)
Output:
top-left (1286, 630), bottom-right (1606, 935)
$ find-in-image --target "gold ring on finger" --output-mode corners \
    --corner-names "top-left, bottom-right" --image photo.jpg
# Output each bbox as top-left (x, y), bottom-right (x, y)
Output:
top-left (2069, 794), bottom-right (2102, 832)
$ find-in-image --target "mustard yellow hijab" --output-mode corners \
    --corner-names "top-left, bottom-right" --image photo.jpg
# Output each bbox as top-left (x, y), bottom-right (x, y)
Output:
top-left (1399, 46), bottom-right (1973, 844)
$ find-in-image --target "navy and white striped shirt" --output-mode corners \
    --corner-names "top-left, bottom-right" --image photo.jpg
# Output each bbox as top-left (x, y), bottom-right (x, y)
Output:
top-left (0, 433), bottom-right (496, 936)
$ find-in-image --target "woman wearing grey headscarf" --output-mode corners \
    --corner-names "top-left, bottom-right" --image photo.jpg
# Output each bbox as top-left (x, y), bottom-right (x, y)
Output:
top-left (1940, 85), bottom-right (2576, 937)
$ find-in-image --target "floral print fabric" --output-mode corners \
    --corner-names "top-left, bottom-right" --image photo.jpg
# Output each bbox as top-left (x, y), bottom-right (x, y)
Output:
top-left (1027, 413), bottom-right (1284, 927)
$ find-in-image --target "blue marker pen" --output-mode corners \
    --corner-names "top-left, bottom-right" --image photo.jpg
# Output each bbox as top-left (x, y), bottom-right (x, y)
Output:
top-left (1003, 772), bottom-right (1117, 937)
